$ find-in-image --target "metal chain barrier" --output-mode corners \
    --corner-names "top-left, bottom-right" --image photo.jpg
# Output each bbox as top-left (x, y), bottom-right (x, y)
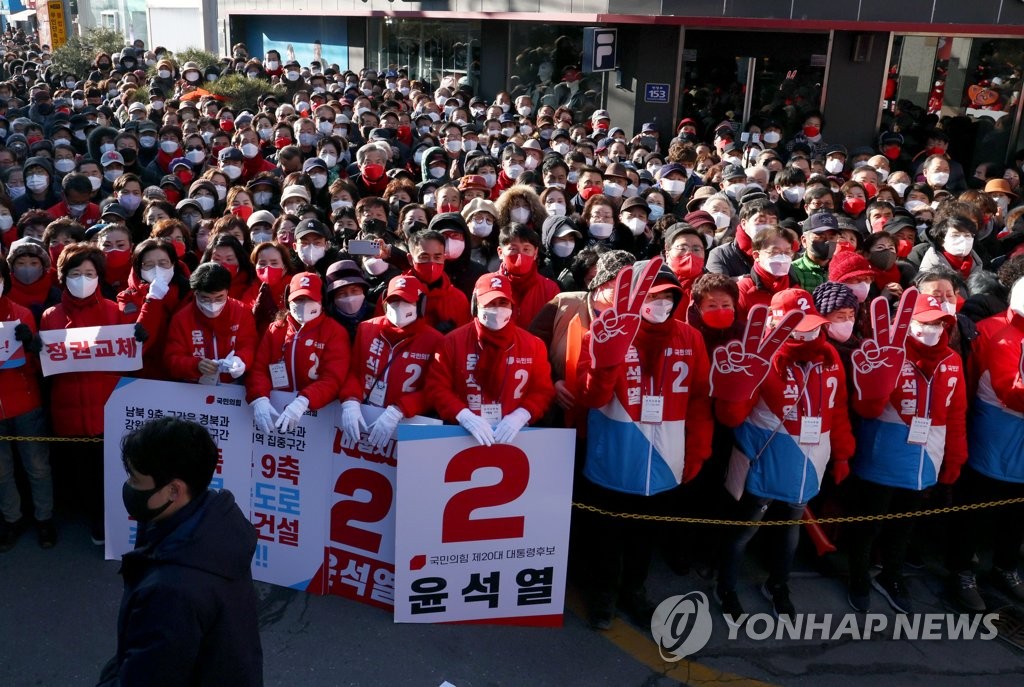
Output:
top-left (572, 497), bottom-right (1024, 525)
top-left (0, 436), bottom-right (103, 442)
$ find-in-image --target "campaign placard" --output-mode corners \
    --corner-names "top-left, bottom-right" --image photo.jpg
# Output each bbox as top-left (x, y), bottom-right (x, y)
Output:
top-left (248, 391), bottom-right (332, 592)
top-left (0, 321), bottom-right (25, 369)
top-left (40, 324), bottom-right (142, 376)
top-left (103, 379), bottom-right (253, 560)
top-left (393, 425), bottom-right (576, 625)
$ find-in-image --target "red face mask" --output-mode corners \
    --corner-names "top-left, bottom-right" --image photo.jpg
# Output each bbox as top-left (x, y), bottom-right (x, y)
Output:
top-left (884, 145), bottom-right (901, 160)
top-left (363, 163), bottom-right (385, 181)
top-left (803, 125), bottom-right (820, 138)
top-left (164, 189), bottom-right (181, 204)
top-left (220, 120), bottom-right (235, 133)
top-left (412, 261), bottom-right (444, 284)
top-left (896, 239), bottom-right (914, 259)
top-left (172, 239), bottom-right (187, 258)
top-left (668, 253), bottom-right (704, 280)
top-left (438, 203), bottom-right (460, 214)
top-left (502, 252), bottom-right (535, 276)
top-left (702, 308), bottom-right (735, 329)
top-left (231, 205), bottom-right (253, 222)
top-left (928, 146), bottom-right (945, 156)
top-left (870, 216), bottom-right (888, 234)
top-left (842, 197), bottom-right (866, 216)
top-left (104, 248), bottom-right (132, 269)
top-left (216, 260), bottom-right (239, 277)
top-left (863, 182), bottom-right (878, 199)
top-left (834, 242), bottom-right (855, 255)
top-left (274, 137), bottom-right (291, 149)
top-left (175, 169), bottom-right (193, 185)
top-left (579, 185), bottom-right (603, 201)
top-left (257, 264), bottom-right (285, 286)
top-left (49, 244), bottom-right (64, 266)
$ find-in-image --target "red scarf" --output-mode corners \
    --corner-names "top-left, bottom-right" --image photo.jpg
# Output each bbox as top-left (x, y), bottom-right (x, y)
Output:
top-left (360, 172), bottom-right (390, 196)
top-left (155, 147), bottom-right (180, 174)
top-left (753, 263), bottom-right (790, 293)
top-left (872, 264), bottom-right (902, 288)
top-left (473, 319), bottom-right (515, 398)
top-left (942, 251), bottom-right (973, 280)
top-left (735, 226), bottom-right (754, 256)
top-left (633, 318), bottom-right (674, 379)
top-left (7, 271), bottom-right (54, 310)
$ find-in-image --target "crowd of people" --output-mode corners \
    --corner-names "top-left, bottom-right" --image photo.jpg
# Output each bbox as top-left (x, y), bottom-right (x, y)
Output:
top-left (1, 26), bottom-right (1024, 632)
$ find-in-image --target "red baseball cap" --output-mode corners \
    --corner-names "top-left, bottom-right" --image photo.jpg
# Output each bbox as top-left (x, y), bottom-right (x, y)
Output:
top-left (912, 293), bottom-right (955, 324)
top-left (474, 273), bottom-right (514, 307)
top-left (771, 288), bottom-right (831, 331)
top-left (386, 274), bottom-right (426, 303)
top-left (287, 272), bottom-right (323, 303)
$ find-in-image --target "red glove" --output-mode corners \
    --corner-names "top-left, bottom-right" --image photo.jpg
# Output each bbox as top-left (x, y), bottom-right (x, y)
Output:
top-left (589, 258), bottom-right (662, 368)
top-left (682, 457), bottom-right (705, 484)
top-left (852, 288), bottom-right (918, 401)
top-left (832, 460), bottom-right (851, 485)
top-left (938, 463), bottom-right (961, 485)
top-left (710, 304), bottom-right (804, 402)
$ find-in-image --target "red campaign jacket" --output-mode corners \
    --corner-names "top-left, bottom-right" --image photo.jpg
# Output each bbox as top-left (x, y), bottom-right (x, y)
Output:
top-left (246, 313), bottom-right (350, 410)
top-left (40, 291), bottom-right (127, 437)
top-left (426, 321), bottom-right (555, 423)
top-left (228, 270), bottom-right (254, 302)
top-left (164, 298), bottom-right (258, 385)
top-left (340, 316), bottom-right (444, 417)
top-left (736, 266), bottom-right (791, 318)
top-left (241, 154), bottom-right (277, 183)
top-left (46, 200), bottom-right (101, 228)
top-left (117, 271), bottom-right (190, 379)
top-left (0, 296), bottom-right (43, 420)
top-left (492, 266), bottom-right (561, 329)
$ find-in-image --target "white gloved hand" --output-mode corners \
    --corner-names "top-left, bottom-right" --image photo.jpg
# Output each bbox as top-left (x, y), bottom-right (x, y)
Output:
top-left (147, 278), bottom-right (170, 300)
top-left (220, 352), bottom-right (246, 379)
top-left (456, 408), bottom-right (495, 447)
top-left (340, 399), bottom-right (367, 444)
top-left (493, 408), bottom-right (531, 444)
top-left (274, 395), bottom-right (310, 433)
top-left (366, 405), bottom-right (404, 450)
top-left (251, 397), bottom-right (279, 434)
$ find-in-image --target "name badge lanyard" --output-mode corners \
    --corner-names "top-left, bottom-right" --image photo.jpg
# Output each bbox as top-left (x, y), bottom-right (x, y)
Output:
top-left (752, 361), bottom-right (817, 461)
top-left (640, 352), bottom-right (672, 424)
top-left (906, 368), bottom-right (933, 446)
top-left (473, 329), bottom-right (514, 405)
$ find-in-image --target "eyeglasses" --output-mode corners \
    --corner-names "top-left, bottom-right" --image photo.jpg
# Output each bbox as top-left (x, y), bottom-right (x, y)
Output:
top-left (762, 249), bottom-right (794, 257)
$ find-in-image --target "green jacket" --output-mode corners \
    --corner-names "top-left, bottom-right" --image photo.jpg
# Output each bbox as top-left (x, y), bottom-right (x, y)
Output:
top-left (791, 253), bottom-right (829, 292)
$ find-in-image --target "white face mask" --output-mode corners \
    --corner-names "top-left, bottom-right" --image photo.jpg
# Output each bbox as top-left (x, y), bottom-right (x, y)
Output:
top-left (602, 181), bottom-right (624, 198)
top-left (551, 240), bottom-right (575, 258)
top-left (711, 212), bottom-right (731, 230)
top-left (197, 299), bottom-right (226, 318)
top-left (944, 234), bottom-right (974, 257)
top-left (547, 203), bottom-right (566, 218)
top-left (510, 207), bottom-right (531, 224)
top-left (909, 321), bottom-right (943, 347)
top-left (640, 299), bottom-right (673, 324)
top-left (222, 166), bottom-right (242, 181)
top-left (334, 293), bottom-right (365, 315)
top-left (824, 158), bottom-right (845, 175)
top-left (385, 301), bottom-right (418, 327)
top-left (929, 171), bottom-right (949, 187)
top-left (589, 222), bottom-right (614, 239)
top-left (790, 327), bottom-right (821, 342)
top-left (782, 186), bottom-right (805, 204)
top-left (299, 244), bottom-right (326, 266)
top-left (141, 265), bottom-right (174, 286)
top-left (505, 164), bottom-right (523, 179)
top-left (195, 196), bottom-right (215, 212)
top-left (364, 257), bottom-right (389, 276)
top-left (762, 254), bottom-right (792, 277)
top-left (289, 300), bottom-right (322, 324)
top-left (481, 173), bottom-right (497, 188)
top-left (839, 281), bottom-right (868, 303)
top-left (54, 159), bottom-right (75, 173)
top-left (1010, 280), bottom-right (1024, 318)
top-left (0, 215), bottom-right (13, 231)
top-left (890, 182), bottom-right (908, 198)
top-left (470, 219), bottom-right (493, 237)
top-left (660, 178), bottom-right (687, 195)
top-left (66, 275), bottom-right (99, 299)
top-left (478, 306), bottom-right (513, 331)
top-left (445, 237), bottom-right (465, 260)
top-left (310, 173), bottom-right (328, 189)
top-left (623, 217), bottom-right (647, 236)
top-left (828, 320), bottom-right (855, 343)
top-left (321, 153), bottom-right (338, 168)
top-left (251, 231), bottom-right (273, 244)
top-left (763, 131), bottom-right (781, 144)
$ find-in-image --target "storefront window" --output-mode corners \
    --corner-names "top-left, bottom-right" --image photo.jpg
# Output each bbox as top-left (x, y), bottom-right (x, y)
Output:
top-left (882, 36), bottom-right (1024, 168)
top-left (371, 18), bottom-right (481, 88)
top-left (507, 24), bottom-right (601, 112)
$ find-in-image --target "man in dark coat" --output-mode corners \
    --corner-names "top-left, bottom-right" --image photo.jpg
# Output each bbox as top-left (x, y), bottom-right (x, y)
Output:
top-left (97, 416), bottom-right (263, 687)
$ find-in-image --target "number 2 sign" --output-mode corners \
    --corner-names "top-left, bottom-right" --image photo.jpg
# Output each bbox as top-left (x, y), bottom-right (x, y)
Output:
top-left (394, 424), bottom-right (576, 625)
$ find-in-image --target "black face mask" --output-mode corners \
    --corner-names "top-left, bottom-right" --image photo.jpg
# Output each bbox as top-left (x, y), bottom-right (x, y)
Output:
top-left (869, 249), bottom-right (898, 270)
top-left (119, 148), bottom-right (137, 165)
top-left (807, 239), bottom-right (835, 261)
top-left (122, 481), bottom-right (172, 523)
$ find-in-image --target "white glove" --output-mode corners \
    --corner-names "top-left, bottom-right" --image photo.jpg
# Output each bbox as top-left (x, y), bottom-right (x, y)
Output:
top-left (251, 397), bottom-right (279, 434)
top-left (340, 399), bottom-right (367, 444)
top-left (493, 408), bottom-right (531, 444)
top-left (366, 405), bottom-right (404, 450)
top-left (147, 278), bottom-right (170, 300)
top-left (220, 352), bottom-right (246, 379)
top-left (456, 408), bottom-right (495, 447)
top-left (275, 395), bottom-right (310, 433)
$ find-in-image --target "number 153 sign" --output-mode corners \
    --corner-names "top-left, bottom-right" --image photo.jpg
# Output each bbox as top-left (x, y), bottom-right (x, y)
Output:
top-left (393, 425), bottom-right (576, 624)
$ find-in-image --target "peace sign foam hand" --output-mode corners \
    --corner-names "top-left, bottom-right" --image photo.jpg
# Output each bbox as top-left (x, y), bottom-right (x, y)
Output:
top-left (851, 287), bottom-right (919, 402)
top-left (710, 304), bottom-right (805, 402)
top-left (589, 257), bottom-right (663, 369)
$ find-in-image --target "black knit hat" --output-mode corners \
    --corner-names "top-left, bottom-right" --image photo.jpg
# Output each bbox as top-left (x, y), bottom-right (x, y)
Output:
top-left (813, 280), bottom-right (859, 315)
